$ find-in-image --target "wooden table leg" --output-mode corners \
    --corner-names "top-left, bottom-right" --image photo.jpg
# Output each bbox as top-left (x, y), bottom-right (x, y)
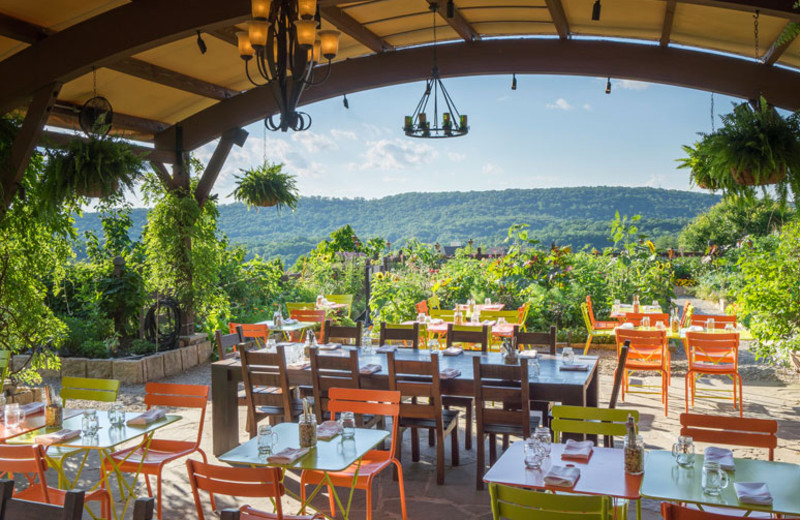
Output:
top-left (212, 362), bottom-right (240, 456)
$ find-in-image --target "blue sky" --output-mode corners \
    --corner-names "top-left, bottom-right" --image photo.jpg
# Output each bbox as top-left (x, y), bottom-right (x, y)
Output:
top-left (192, 74), bottom-right (740, 202)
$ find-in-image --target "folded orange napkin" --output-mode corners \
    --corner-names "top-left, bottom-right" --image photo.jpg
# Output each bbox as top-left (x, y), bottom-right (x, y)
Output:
top-left (126, 408), bottom-right (165, 426)
top-left (360, 364), bottom-right (382, 375)
top-left (21, 402), bottom-right (45, 415)
top-left (35, 429), bottom-right (80, 445)
top-left (442, 347), bottom-right (463, 356)
top-left (376, 344), bottom-right (397, 353)
top-left (288, 362), bottom-right (311, 370)
top-left (267, 447), bottom-right (310, 465)
top-left (440, 368), bottom-right (461, 380)
top-left (317, 420), bottom-right (343, 441)
top-left (317, 343), bottom-right (341, 351)
top-left (562, 439), bottom-right (594, 460)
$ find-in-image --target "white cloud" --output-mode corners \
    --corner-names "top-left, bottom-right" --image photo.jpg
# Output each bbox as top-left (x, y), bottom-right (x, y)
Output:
top-left (291, 131), bottom-right (338, 153)
top-left (643, 174), bottom-right (665, 187)
top-left (448, 152), bottom-right (467, 162)
top-left (617, 79), bottom-right (650, 91)
top-left (546, 98), bottom-right (573, 110)
top-left (482, 163), bottom-right (503, 176)
top-left (583, 104), bottom-right (593, 111)
top-left (359, 139), bottom-right (437, 171)
top-left (330, 129), bottom-right (357, 141)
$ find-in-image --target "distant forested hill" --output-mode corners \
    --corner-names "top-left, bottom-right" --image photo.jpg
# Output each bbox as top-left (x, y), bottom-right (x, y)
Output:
top-left (74, 187), bottom-right (720, 266)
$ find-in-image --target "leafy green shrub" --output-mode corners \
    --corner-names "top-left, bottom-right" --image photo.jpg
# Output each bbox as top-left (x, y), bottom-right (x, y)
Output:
top-left (129, 339), bottom-right (157, 356)
top-left (59, 315), bottom-right (114, 359)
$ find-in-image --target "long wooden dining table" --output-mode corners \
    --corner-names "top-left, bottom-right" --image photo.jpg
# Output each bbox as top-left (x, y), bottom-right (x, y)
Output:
top-left (211, 348), bottom-right (599, 455)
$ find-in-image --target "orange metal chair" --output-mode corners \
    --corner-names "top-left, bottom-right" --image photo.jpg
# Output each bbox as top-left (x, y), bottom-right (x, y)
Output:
top-left (586, 296), bottom-right (618, 329)
top-left (415, 300), bottom-right (429, 315)
top-left (300, 388), bottom-right (407, 520)
top-left (0, 444), bottom-right (111, 518)
top-left (289, 309), bottom-right (326, 341)
top-left (661, 501), bottom-right (799, 520)
top-left (186, 460), bottom-right (322, 520)
top-left (689, 314), bottom-right (737, 329)
top-left (684, 332), bottom-right (743, 416)
top-left (615, 328), bottom-right (671, 415)
top-left (623, 312), bottom-right (670, 327)
top-left (679, 413), bottom-right (777, 460)
top-left (104, 383), bottom-right (211, 520)
top-left (229, 323), bottom-right (270, 347)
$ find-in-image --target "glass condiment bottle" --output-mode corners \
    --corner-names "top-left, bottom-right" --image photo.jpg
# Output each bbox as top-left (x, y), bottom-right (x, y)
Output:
top-left (671, 309), bottom-right (680, 333)
top-left (624, 414), bottom-right (644, 474)
top-left (632, 294), bottom-right (640, 314)
top-left (298, 412), bottom-right (317, 448)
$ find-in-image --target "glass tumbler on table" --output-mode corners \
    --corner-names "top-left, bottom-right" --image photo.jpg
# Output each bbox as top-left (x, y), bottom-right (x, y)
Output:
top-left (642, 316), bottom-right (651, 329)
top-left (524, 436), bottom-right (545, 469)
top-left (702, 460), bottom-right (729, 495)
top-left (4, 402), bottom-right (24, 428)
top-left (107, 400), bottom-right (125, 427)
top-left (560, 347), bottom-right (574, 365)
top-left (258, 424), bottom-right (278, 455)
top-left (534, 425), bottom-right (552, 457)
top-left (706, 318), bottom-right (715, 331)
top-left (340, 411), bottom-right (356, 440)
top-left (82, 409), bottom-right (99, 437)
top-left (672, 435), bottom-right (695, 467)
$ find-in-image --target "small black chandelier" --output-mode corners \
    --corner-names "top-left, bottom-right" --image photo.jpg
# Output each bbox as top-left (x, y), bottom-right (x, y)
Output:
top-left (236, 0), bottom-right (341, 132)
top-left (403, 3), bottom-right (468, 139)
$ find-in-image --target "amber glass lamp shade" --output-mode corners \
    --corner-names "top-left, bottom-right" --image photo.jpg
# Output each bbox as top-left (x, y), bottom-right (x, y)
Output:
top-left (318, 30), bottom-right (341, 60)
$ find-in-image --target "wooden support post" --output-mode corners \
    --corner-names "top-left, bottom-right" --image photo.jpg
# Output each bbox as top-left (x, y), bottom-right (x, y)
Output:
top-left (1, 82), bottom-right (60, 212)
top-left (195, 127), bottom-right (248, 207)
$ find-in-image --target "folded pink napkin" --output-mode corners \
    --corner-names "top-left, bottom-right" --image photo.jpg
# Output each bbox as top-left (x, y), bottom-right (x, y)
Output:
top-left (21, 402), bottom-right (45, 415)
top-left (35, 429), bottom-right (80, 445)
top-left (126, 408), bottom-right (166, 426)
top-left (288, 362), bottom-right (311, 370)
top-left (519, 350), bottom-right (537, 358)
top-left (317, 420), bottom-right (343, 441)
top-left (560, 364), bottom-right (590, 371)
top-left (705, 446), bottom-right (735, 471)
top-left (360, 364), bottom-right (382, 375)
top-left (440, 368), bottom-right (461, 380)
top-left (562, 439), bottom-right (594, 460)
top-left (544, 465), bottom-right (581, 487)
top-left (376, 344), bottom-right (397, 353)
top-left (429, 319), bottom-right (445, 325)
top-left (735, 482), bottom-right (772, 505)
top-left (317, 343), bottom-right (340, 351)
top-left (267, 447), bottom-right (310, 465)
top-left (442, 347), bottom-right (463, 356)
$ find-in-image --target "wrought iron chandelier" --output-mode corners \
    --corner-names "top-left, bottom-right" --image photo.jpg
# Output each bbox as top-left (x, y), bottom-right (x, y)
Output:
top-left (403, 4), bottom-right (468, 139)
top-left (236, 0), bottom-right (341, 132)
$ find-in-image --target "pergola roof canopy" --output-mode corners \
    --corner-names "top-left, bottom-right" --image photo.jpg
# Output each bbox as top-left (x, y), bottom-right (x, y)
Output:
top-left (1, 0), bottom-right (799, 152)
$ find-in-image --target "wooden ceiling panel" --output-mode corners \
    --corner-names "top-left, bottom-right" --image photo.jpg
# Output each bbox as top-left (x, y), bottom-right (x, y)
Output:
top-left (565, 0), bottom-right (663, 40)
top-left (383, 25), bottom-right (460, 47)
top-left (365, 12), bottom-right (434, 39)
top-left (58, 68), bottom-right (214, 124)
top-left (671, 4), bottom-right (787, 60)
top-left (0, 34), bottom-right (25, 61)
top-left (458, 6), bottom-right (552, 24)
top-left (457, 0), bottom-right (546, 7)
top-left (471, 22), bottom-right (557, 36)
top-left (0, 0), bottom-right (128, 31)
top-left (342, 0), bottom-right (430, 24)
top-left (779, 37), bottom-right (800, 69)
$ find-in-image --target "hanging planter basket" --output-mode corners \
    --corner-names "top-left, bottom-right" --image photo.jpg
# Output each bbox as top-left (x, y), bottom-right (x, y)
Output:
top-left (79, 178), bottom-right (120, 199)
top-left (231, 162), bottom-right (299, 210)
top-left (730, 166), bottom-right (786, 186)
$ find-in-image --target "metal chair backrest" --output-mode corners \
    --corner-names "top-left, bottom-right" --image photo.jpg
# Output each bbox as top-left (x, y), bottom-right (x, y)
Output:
top-left (228, 323), bottom-right (269, 347)
top-left (679, 413), bottom-right (777, 460)
top-left (60, 376), bottom-right (120, 405)
top-left (474, 357), bottom-right (532, 436)
top-left (615, 328), bottom-right (668, 365)
top-left (379, 322), bottom-right (420, 349)
top-left (490, 482), bottom-right (609, 520)
top-left (0, 479), bottom-right (83, 520)
top-left (623, 312), bottom-right (670, 327)
top-left (690, 314), bottom-right (737, 329)
top-left (290, 309), bottom-right (326, 323)
top-left (446, 323), bottom-right (489, 352)
top-left (321, 319), bottom-right (362, 346)
top-left (551, 405), bottom-right (639, 446)
top-left (513, 325), bottom-right (557, 356)
top-left (144, 382), bottom-right (209, 446)
top-left (186, 460), bottom-right (284, 520)
top-left (685, 332), bottom-right (740, 369)
top-left (327, 388), bottom-right (401, 459)
top-left (415, 300), bottom-right (429, 315)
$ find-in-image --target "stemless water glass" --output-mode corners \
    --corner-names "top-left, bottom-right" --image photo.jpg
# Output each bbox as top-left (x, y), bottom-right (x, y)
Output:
top-left (672, 435), bottom-right (695, 467)
top-left (652, 300), bottom-right (659, 308)
top-left (107, 400), bottom-right (125, 427)
top-left (529, 359), bottom-right (540, 378)
top-left (4, 403), bottom-right (24, 428)
top-left (524, 436), bottom-right (545, 469)
top-left (642, 316), bottom-right (651, 329)
top-left (655, 321), bottom-right (665, 330)
top-left (266, 338), bottom-right (277, 353)
top-left (706, 318), bottom-right (715, 331)
top-left (702, 460), bottom-right (729, 495)
top-left (534, 426), bottom-right (552, 457)
top-left (340, 411), bottom-right (356, 439)
top-left (258, 424), bottom-right (278, 455)
top-left (417, 312), bottom-right (426, 323)
top-left (362, 332), bottom-right (373, 354)
top-left (561, 347), bottom-right (575, 365)
top-left (484, 298), bottom-right (492, 305)
top-left (82, 410), bottom-right (99, 437)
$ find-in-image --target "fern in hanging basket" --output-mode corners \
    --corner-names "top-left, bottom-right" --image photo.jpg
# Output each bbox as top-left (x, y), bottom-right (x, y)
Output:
top-left (677, 141), bottom-right (726, 191)
top-left (42, 134), bottom-right (143, 204)
top-left (231, 161), bottom-right (299, 210)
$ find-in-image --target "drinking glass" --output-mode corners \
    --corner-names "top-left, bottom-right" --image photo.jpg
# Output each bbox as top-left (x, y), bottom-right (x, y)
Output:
top-left (561, 347), bottom-right (574, 365)
top-left (340, 411), bottom-right (356, 440)
top-left (655, 321), bottom-right (665, 330)
top-left (524, 437), bottom-right (545, 469)
top-left (484, 298), bottom-right (492, 305)
top-left (417, 312), bottom-right (426, 323)
top-left (0, 394), bottom-right (6, 418)
top-left (706, 318), bottom-right (715, 331)
top-left (258, 424), bottom-right (278, 455)
top-left (4, 403), bottom-right (24, 428)
top-left (672, 435), bottom-right (695, 467)
top-left (724, 323), bottom-right (735, 331)
top-left (529, 359), bottom-right (540, 378)
top-left (497, 317), bottom-right (506, 326)
top-left (652, 300), bottom-right (659, 308)
top-left (471, 310), bottom-right (480, 323)
top-left (702, 460), bottom-right (729, 495)
top-left (82, 410), bottom-right (99, 437)
top-left (108, 400), bottom-right (125, 427)
top-left (642, 316), bottom-right (651, 329)
top-left (534, 426), bottom-right (552, 457)
top-left (266, 338), bottom-right (277, 353)
top-left (362, 333), bottom-right (373, 354)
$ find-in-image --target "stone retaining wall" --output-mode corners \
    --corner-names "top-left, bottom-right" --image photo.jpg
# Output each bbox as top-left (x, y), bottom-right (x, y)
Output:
top-left (11, 334), bottom-right (213, 385)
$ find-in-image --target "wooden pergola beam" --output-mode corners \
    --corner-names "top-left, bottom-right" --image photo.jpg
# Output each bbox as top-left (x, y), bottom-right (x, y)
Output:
top-left (677, 0), bottom-right (800, 21)
top-left (209, 26), bottom-right (241, 46)
top-left (50, 100), bottom-right (168, 138)
top-left (38, 130), bottom-right (176, 164)
top-left (427, 0), bottom-right (480, 42)
top-left (544, 0), bottom-right (571, 40)
top-left (154, 38), bottom-right (800, 152)
top-left (763, 22), bottom-right (799, 65)
top-left (108, 58), bottom-right (238, 101)
top-left (660, 0), bottom-right (678, 47)
top-left (321, 6), bottom-right (394, 53)
top-left (195, 127), bottom-right (248, 207)
top-left (0, 12), bottom-right (51, 42)
top-left (1, 83), bottom-right (61, 211)
top-left (0, 0), bottom-right (251, 114)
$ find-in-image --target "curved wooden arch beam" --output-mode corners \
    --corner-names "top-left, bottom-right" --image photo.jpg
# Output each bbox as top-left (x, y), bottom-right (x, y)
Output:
top-left (154, 38), bottom-right (800, 152)
top-left (0, 0), bottom-right (250, 114)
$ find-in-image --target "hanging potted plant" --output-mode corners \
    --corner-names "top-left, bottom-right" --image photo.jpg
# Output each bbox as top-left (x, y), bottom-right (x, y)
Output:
top-left (42, 133), bottom-right (143, 203)
top-left (677, 141), bottom-right (725, 191)
top-left (231, 161), bottom-right (299, 210)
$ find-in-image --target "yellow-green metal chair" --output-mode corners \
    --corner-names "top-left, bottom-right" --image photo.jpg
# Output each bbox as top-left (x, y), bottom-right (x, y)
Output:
top-left (427, 295), bottom-right (440, 310)
top-left (581, 302), bottom-right (617, 355)
top-left (489, 482), bottom-right (611, 520)
top-left (286, 302), bottom-right (315, 314)
top-left (551, 404), bottom-right (639, 445)
top-left (48, 377), bottom-right (121, 488)
top-left (324, 294), bottom-right (354, 318)
top-left (0, 350), bottom-right (10, 387)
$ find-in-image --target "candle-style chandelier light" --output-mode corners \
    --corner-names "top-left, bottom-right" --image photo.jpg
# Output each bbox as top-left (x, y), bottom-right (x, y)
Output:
top-left (403, 3), bottom-right (468, 139)
top-left (236, 0), bottom-right (341, 132)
